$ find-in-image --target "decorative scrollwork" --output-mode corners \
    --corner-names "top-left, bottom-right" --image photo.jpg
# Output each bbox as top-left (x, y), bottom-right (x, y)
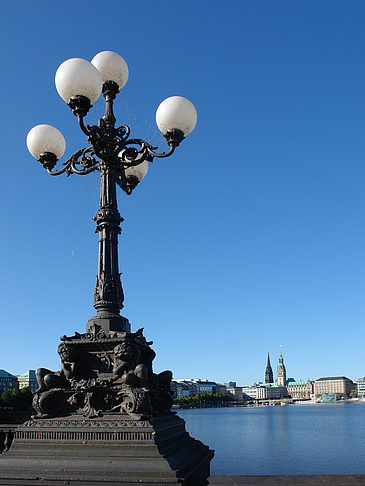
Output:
top-left (39, 88), bottom-right (185, 198)
top-left (43, 147), bottom-right (100, 177)
top-left (118, 138), bottom-right (175, 168)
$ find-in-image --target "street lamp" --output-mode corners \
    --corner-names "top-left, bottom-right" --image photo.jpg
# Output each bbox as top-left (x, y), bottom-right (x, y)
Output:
top-left (8, 51), bottom-right (213, 485)
top-left (27, 51), bottom-right (197, 336)
top-left (26, 50), bottom-right (199, 418)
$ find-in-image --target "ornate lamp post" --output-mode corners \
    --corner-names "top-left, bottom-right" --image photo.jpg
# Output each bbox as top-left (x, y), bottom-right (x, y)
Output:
top-left (26, 51), bottom-right (197, 335)
top-left (0, 51), bottom-right (213, 485)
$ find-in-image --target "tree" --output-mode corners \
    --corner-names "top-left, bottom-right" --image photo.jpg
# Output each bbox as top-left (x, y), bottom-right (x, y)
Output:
top-left (173, 393), bottom-right (234, 407)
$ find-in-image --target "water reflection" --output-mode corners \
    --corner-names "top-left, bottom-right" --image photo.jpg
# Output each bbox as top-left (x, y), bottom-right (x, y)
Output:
top-left (178, 402), bottom-right (365, 475)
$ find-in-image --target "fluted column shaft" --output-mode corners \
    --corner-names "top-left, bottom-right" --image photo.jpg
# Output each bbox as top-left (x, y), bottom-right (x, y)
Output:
top-left (93, 166), bottom-right (124, 317)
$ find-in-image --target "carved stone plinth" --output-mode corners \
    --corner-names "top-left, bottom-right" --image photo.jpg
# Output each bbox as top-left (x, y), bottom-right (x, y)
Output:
top-left (0, 414), bottom-right (213, 485)
top-left (0, 323), bottom-right (214, 483)
top-left (30, 325), bottom-right (174, 421)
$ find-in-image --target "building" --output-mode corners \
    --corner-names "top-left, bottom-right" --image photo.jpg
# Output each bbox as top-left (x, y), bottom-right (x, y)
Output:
top-left (214, 384), bottom-right (228, 394)
top-left (0, 370), bottom-right (18, 391)
top-left (277, 351), bottom-right (287, 387)
top-left (171, 380), bottom-right (197, 398)
top-left (224, 381), bottom-right (236, 388)
top-left (314, 377), bottom-right (355, 398)
top-left (195, 380), bottom-right (217, 395)
top-left (242, 383), bottom-right (288, 400)
top-left (265, 384), bottom-right (288, 399)
top-left (265, 353), bottom-right (273, 384)
top-left (287, 380), bottom-right (314, 399)
top-left (241, 386), bottom-right (259, 400)
top-left (17, 370), bottom-right (37, 391)
top-left (226, 386), bottom-right (243, 400)
top-left (356, 377), bottom-right (365, 399)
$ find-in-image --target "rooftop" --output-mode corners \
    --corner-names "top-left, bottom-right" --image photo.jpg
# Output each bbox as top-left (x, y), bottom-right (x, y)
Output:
top-left (17, 370), bottom-right (36, 379)
top-left (316, 376), bottom-right (352, 382)
top-left (0, 369), bottom-right (16, 379)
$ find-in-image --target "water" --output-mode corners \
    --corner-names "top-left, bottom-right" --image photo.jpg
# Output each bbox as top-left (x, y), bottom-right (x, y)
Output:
top-left (178, 402), bottom-right (365, 475)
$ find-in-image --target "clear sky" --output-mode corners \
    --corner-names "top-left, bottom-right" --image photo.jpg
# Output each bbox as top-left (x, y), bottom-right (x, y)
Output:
top-left (1, 1), bottom-right (365, 386)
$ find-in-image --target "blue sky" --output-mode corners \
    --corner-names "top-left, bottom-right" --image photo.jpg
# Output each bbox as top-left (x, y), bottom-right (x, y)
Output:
top-left (1, 1), bottom-right (365, 386)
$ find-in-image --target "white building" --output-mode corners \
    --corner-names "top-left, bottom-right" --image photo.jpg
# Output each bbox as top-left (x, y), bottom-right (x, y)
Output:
top-left (356, 377), bottom-right (365, 398)
top-left (241, 384), bottom-right (287, 400)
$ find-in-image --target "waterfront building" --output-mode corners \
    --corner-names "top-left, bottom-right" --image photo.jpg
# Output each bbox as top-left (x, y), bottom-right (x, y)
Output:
top-left (171, 380), bottom-right (197, 398)
top-left (214, 384), bottom-right (228, 394)
top-left (265, 353), bottom-right (273, 384)
top-left (265, 384), bottom-right (288, 399)
top-left (0, 370), bottom-right (18, 391)
top-left (242, 383), bottom-right (288, 400)
top-left (314, 376), bottom-right (355, 398)
top-left (277, 351), bottom-right (287, 387)
top-left (287, 379), bottom-right (314, 399)
top-left (170, 381), bottom-right (189, 398)
top-left (356, 377), bottom-right (365, 398)
top-left (195, 380), bottom-right (217, 395)
top-left (226, 386), bottom-right (243, 400)
top-left (242, 385), bottom-right (273, 400)
top-left (17, 370), bottom-right (37, 391)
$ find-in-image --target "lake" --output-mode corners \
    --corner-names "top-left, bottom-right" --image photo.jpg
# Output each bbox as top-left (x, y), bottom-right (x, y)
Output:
top-left (178, 402), bottom-right (365, 475)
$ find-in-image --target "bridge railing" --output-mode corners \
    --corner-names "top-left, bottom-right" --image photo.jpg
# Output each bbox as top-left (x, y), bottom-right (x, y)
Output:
top-left (0, 425), bottom-right (18, 453)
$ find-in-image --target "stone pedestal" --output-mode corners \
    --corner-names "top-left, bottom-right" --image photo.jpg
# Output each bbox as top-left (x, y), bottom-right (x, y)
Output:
top-left (0, 414), bottom-right (213, 485)
top-left (0, 325), bottom-right (214, 484)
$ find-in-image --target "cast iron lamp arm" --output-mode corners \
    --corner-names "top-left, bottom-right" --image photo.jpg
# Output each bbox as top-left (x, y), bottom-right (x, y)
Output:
top-left (119, 138), bottom-right (176, 164)
top-left (38, 147), bottom-right (100, 177)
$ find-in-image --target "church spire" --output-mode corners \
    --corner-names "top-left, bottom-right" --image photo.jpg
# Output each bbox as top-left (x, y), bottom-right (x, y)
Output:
top-left (265, 352), bottom-right (273, 383)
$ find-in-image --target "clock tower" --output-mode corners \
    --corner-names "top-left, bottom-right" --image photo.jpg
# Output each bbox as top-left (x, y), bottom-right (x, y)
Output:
top-left (277, 349), bottom-right (287, 386)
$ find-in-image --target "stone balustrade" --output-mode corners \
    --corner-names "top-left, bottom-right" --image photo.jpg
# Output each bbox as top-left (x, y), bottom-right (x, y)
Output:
top-left (0, 426), bottom-right (17, 453)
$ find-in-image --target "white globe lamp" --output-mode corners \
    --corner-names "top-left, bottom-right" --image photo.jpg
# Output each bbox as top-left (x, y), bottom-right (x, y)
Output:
top-left (26, 124), bottom-right (66, 160)
top-left (55, 58), bottom-right (102, 104)
top-left (91, 51), bottom-right (129, 90)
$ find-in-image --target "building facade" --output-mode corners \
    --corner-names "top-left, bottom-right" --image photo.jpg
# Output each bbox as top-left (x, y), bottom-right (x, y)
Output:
top-left (314, 377), bottom-right (355, 398)
top-left (226, 386), bottom-right (243, 400)
top-left (286, 380), bottom-right (314, 399)
top-left (170, 380), bottom-right (197, 398)
top-left (356, 377), bottom-right (365, 399)
top-left (17, 370), bottom-right (37, 391)
top-left (195, 380), bottom-right (217, 395)
top-left (214, 384), bottom-right (228, 394)
top-left (241, 386), bottom-right (259, 400)
top-left (242, 384), bottom-right (288, 400)
top-left (0, 370), bottom-right (18, 391)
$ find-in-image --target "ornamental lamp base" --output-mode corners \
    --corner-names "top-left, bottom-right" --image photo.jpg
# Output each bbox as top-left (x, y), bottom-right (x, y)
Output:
top-left (86, 313), bottom-right (131, 334)
top-left (0, 414), bottom-right (214, 485)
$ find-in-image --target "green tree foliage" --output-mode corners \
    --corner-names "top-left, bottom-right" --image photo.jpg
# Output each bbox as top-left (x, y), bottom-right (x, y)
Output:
top-left (173, 392), bottom-right (234, 407)
top-left (0, 388), bottom-right (33, 411)
top-left (0, 387), bottom-right (34, 424)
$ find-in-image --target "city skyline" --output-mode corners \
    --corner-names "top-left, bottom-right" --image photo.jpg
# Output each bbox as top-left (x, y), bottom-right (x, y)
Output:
top-left (1, 2), bottom-right (365, 385)
top-left (173, 350), bottom-right (364, 387)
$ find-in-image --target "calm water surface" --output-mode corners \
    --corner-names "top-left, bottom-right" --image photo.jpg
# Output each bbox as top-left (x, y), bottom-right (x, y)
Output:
top-left (178, 402), bottom-right (365, 475)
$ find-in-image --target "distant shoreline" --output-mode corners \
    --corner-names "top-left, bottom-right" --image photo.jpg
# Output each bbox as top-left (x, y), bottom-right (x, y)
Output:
top-left (174, 398), bottom-right (365, 410)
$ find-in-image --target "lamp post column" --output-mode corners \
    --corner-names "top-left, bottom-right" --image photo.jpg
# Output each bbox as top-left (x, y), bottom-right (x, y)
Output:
top-left (88, 165), bottom-right (130, 333)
